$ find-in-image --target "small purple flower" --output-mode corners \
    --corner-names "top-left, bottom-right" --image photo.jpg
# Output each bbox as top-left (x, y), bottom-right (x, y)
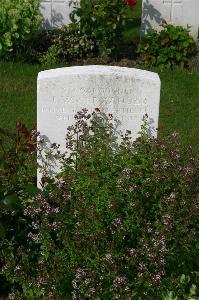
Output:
top-left (88, 287), bottom-right (96, 294)
top-left (162, 214), bottom-right (173, 229)
top-left (122, 167), bottom-right (131, 175)
top-left (103, 253), bottom-right (114, 264)
top-left (75, 268), bottom-right (86, 278)
top-left (8, 293), bottom-right (15, 300)
top-left (84, 278), bottom-right (91, 285)
top-left (129, 184), bottom-right (137, 193)
top-left (112, 218), bottom-right (123, 227)
top-left (138, 272), bottom-right (144, 278)
top-left (113, 276), bottom-right (127, 287)
top-left (116, 179), bottom-right (123, 188)
top-left (32, 220), bottom-right (39, 229)
top-left (108, 202), bottom-right (114, 209)
top-left (37, 276), bottom-right (46, 287)
top-left (24, 205), bottom-right (42, 216)
top-left (171, 132), bottom-right (178, 138)
top-left (50, 221), bottom-right (60, 231)
top-left (2, 263), bottom-right (8, 272)
top-left (32, 194), bottom-right (43, 201)
top-left (27, 232), bottom-right (40, 242)
top-left (14, 265), bottom-right (21, 272)
top-left (153, 274), bottom-right (161, 283)
top-left (129, 248), bottom-right (136, 257)
top-left (52, 207), bottom-right (60, 214)
top-left (72, 290), bottom-right (77, 300)
top-left (138, 262), bottom-right (146, 271)
top-left (162, 160), bottom-right (169, 169)
top-left (72, 279), bottom-right (78, 289)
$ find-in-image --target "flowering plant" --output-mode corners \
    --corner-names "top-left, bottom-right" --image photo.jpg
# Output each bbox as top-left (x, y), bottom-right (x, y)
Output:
top-left (1, 109), bottom-right (198, 299)
top-left (126, 0), bottom-right (137, 6)
top-left (138, 24), bottom-right (197, 68)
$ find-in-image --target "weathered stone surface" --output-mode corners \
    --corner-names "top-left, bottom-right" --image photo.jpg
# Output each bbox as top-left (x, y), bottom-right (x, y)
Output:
top-left (40, 0), bottom-right (78, 30)
top-left (141, 0), bottom-right (199, 41)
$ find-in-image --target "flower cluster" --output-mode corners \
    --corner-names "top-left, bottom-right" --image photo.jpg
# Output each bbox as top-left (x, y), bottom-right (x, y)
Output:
top-left (125, 0), bottom-right (137, 7)
top-left (1, 110), bottom-right (198, 299)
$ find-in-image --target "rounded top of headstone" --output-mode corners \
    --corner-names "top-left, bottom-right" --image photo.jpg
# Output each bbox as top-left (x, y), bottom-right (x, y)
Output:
top-left (38, 65), bottom-right (160, 84)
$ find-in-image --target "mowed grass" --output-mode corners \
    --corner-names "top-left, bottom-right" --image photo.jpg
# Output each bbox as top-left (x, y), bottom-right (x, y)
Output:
top-left (158, 68), bottom-right (199, 150)
top-left (0, 62), bottom-right (41, 132)
top-left (0, 61), bottom-right (198, 151)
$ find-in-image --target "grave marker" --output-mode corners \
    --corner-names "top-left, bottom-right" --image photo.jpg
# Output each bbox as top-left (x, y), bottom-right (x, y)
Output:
top-left (40, 0), bottom-right (78, 29)
top-left (141, 0), bottom-right (199, 40)
top-left (37, 65), bottom-right (160, 185)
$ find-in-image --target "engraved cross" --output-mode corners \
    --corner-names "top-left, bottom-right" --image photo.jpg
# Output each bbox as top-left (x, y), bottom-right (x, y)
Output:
top-left (163, 0), bottom-right (183, 22)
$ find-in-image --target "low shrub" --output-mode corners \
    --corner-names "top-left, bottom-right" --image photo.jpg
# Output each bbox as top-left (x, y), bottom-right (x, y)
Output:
top-left (138, 24), bottom-right (197, 68)
top-left (39, 45), bottom-right (59, 67)
top-left (0, 110), bottom-right (198, 299)
top-left (0, 123), bottom-right (37, 296)
top-left (39, 23), bottom-right (96, 66)
top-left (0, 122), bottom-right (36, 193)
top-left (0, 0), bottom-right (41, 59)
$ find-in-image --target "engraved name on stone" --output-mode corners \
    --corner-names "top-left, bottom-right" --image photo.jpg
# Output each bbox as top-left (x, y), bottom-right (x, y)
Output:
top-left (141, 0), bottom-right (199, 40)
top-left (41, 92), bottom-right (150, 122)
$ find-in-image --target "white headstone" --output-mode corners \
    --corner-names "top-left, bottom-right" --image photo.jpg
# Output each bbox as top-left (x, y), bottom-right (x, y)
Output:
top-left (141, 0), bottom-right (199, 41)
top-left (40, 0), bottom-right (78, 30)
top-left (37, 66), bottom-right (160, 185)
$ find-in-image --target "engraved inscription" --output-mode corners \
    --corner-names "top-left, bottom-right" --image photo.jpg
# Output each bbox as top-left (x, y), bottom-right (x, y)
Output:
top-left (40, 85), bottom-right (149, 123)
top-left (163, 0), bottom-right (183, 21)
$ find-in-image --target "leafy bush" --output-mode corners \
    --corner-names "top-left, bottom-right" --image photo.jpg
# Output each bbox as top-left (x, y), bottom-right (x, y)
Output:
top-left (0, 0), bottom-right (40, 59)
top-left (138, 24), bottom-right (197, 68)
top-left (39, 23), bottom-right (96, 66)
top-left (43, 23), bottom-right (96, 65)
top-left (163, 273), bottom-right (199, 300)
top-left (70, 0), bottom-right (137, 56)
top-left (1, 109), bottom-right (198, 299)
top-left (0, 123), bottom-right (37, 296)
top-left (0, 122), bottom-right (36, 193)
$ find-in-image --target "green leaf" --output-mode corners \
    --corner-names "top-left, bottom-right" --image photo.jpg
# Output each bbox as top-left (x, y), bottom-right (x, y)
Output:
top-left (0, 222), bottom-right (5, 239)
top-left (26, 184), bottom-right (39, 196)
top-left (2, 193), bottom-right (21, 210)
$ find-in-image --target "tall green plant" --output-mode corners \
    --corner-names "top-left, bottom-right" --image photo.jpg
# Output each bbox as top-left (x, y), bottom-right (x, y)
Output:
top-left (70, 0), bottom-right (136, 56)
top-left (0, 0), bottom-right (41, 58)
top-left (1, 110), bottom-right (198, 299)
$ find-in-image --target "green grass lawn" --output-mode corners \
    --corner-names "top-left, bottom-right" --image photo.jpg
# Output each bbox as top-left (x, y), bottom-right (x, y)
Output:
top-left (0, 61), bottom-right (198, 151)
top-left (158, 68), bottom-right (199, 150)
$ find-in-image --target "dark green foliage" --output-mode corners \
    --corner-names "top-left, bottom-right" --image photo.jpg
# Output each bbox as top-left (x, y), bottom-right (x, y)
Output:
top-left (0, 123), bottom-right (37, 296)
top-left (1, 110), bottom-right (198, 299)
top-left (70, 0), bottom-right (136, 57)
top-left (0, 122), bottom-right (36, 192)
top-left (52, 23), bottom-right (97, 61)
top-left (39, 23), bottom-right (97, 66)
top-left (0, 0), bottom-right (40, 60)
top-left (138, 24), bottom-right (197, 68)
top-left (40, 0), bottom-right (137, 65)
